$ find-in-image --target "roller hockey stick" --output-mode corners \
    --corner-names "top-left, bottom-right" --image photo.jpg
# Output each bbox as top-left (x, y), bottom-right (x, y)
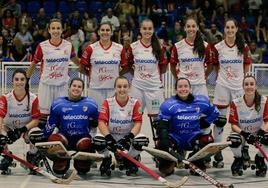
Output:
top-left (0, 149), bottom-right (77, 184)
top-left (254, 142), bottom-right (268, 162)
top-left (117, 150), bottom-right (188, 188)
top-left (142, 146), bottom-right (234, 188)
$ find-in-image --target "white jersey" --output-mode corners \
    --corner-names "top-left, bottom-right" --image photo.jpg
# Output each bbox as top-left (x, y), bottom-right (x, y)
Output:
top-left (128, 40), bottom-right (168, 91)
top-left (229, 96), bottom-right (268, 134)
top-left (211, 40), bottom-right (251, 90)
top-left (171, 39), bottom-right (209, 85)
top-left (0, 91), bottom-right (40, 129)
top-left (99, 96), bottom-right (142, 140)
top-left (80, 41), bottom-right (126, 89)
top-left (33, 39), bottom-right (75, 86)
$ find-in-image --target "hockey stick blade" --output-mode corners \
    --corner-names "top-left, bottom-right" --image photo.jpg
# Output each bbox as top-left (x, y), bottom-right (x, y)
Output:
top-left (1, 149), bottom-right (77, 184)
top-left (142, 146), bottom-right (234, 188)
top-left (117, 150), bottom-right (188, 188)
top-left (254, 141), bottom-right (268, 162)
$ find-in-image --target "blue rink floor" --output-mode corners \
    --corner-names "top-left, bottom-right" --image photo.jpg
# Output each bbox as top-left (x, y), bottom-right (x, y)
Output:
top-left (0, 114), bottom-right (268, 188)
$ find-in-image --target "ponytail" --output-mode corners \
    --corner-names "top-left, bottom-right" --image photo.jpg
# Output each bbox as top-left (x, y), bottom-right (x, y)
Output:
top-left (193, 30), bottom-right (205, 59)
top-left (151, 32), bottom-right (161, 61)
top-left (254, 90), bottom-right (261, 113)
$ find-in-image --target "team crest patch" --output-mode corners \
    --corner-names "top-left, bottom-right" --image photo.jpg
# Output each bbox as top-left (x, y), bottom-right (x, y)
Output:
top-left (195, 107), bottom-right (200, 113)
top-left (83, 106), bottom-right (88, 112)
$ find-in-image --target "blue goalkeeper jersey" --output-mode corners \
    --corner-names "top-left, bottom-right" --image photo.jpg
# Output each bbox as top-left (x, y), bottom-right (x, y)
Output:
top-left (43, 96), bottom-right (98, 139)
top-left (158, 95), bottom-right (219, 150)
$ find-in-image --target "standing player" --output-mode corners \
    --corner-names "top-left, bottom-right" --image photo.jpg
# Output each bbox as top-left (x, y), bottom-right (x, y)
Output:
top-left (80, 22), bottom-right (127, 136)
top-left (127, 19), bottom-right (168, 117)
top-left (30, 78), bottom-right (99, 175)
top-left (0, 69), bottom-right (41, 174)
top-left (207, 18), bottom-right (251, 167)
top-left (228, 75), bottom-right (268, 177)
top-left (80, 22), bottom-right (128, 112)
top-left (170, 17), bottom-right (210, 97)
top-left (156, 78), bottom-right (219, 176)
top-left (26, 18), bottom-right (80, 117)
top-left (93, 76), bottom-right (149, 176)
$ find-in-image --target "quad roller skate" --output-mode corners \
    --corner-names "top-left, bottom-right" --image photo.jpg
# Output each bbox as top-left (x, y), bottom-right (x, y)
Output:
top-left (213, 151), bottom-right (224, 168)
top-left (26, 151), bottom-right (43, 175)
top-left (100, 155), bottom-right (112, 176)
top-left (125, 155), bottom-right (140, 176)
top-left (231, 157), bottom-right (243, 176)
top-left (255, 154), bottom-right (267, 177)
top-left (0, 154), bottom-right (14, 175)
top-left (241, 145), bottom-right (256, 170)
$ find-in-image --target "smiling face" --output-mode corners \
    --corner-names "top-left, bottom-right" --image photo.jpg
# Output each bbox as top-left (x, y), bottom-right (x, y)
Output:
top-left (98, 23), bottom-right (113, 41)
top-left (69, 80), bottom-right (84, 100)
top-left (48, 21), bottom-right (63, 40)
top-left (140, 20), bottom-right (154, 40)
top-left (115, 78), bottom-right (129, 99)
top-left (224, 20), bottom-right (238, 39)
top-left (176, 79), bottom-right (192, 100)
top-left (13, 72), bottom-right (26, 91)
top-left (243, 77), bottom-right (256, 97)
top-left (185, 18), bottom-right (198, 39)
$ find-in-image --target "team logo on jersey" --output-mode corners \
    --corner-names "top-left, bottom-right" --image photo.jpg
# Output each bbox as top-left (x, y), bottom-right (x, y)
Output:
top-left (195, 107), bottom-right (200, 113)
top-left (83, 106), bottom-right (88, 112)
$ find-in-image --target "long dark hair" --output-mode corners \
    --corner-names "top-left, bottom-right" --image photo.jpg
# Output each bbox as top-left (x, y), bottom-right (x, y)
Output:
top-left (140, 19), bottom-right (161, 61)
top-left (243, 75), bottom-right (261, 113)
top-left (225, 18), bottom-right (245, 55)
top-left (12, 69), bottom-right (30, 111)
top-left (185, 17), bottom-right (205, 59)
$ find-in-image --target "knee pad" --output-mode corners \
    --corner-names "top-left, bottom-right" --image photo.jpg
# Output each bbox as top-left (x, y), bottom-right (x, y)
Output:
top-left (28, 127), bottom-right (45, 144)
top-left (132, 136), bottom-right (149, 151)
top-left (213, 116), bottom-right (227, 128)
top-left (259, 132), bottom-right (268, 146)
top-left (48, 133), bottom-right (68, 146)
top-left (93, 136), bottom-right (107, 151)
top-left (74, 160), bottom-right (91, 174)
top-left (76, 137), bottom-right (92, 152)
top-left (53, 159), bottom-right (70, 174)
top-left (228, 133), bottom-right (242, 148)
top-left (198, 132), bottom-right (214, 148)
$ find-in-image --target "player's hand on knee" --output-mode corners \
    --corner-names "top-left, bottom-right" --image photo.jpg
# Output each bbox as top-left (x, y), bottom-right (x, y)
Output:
top-left (7, 126), bottom-right (27, 143)
top-left (117, 133), bottom-right (134, 150)
top-left (240, 131), bottom-right (256, 145)
top-left (257, 129), bottom-right (268, 145)
top-left (105, 134), bottom-right (117, 152)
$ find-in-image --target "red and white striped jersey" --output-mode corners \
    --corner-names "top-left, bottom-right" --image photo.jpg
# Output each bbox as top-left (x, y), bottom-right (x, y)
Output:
top-left (209, 40), bottom-right (251, 90)
top-left (229, 96), bottom-right (268, 134)
top-left (80, 41), bottom-right (127, 89)
top-left (171, 39), bottom-right (210, 85)
top-left (33, 39), bottom-right (75, 86)
top-left (128, 40), bottom-right (168, 91)
top-left (99, 96), bottom-right (142, 139)
top-left (0, 90), bottom-right (40, 129)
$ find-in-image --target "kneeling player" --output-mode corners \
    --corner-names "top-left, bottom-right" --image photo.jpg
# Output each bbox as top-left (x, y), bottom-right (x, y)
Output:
top-left (228, 76), bottom-right (268, 177)
top-left (94, 76), bottom-right (149, 176)
top-left (30, 78), bottom-right (99, 175)
top-left (0, 69), bottom-right (41, 174)
top-left (156, 78), bottom-right (219, 176)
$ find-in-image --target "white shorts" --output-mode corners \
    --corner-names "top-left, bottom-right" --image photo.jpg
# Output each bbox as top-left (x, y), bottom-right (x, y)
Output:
top-left (38, 82), bottom-right (68, 114)
top-left (213, 84), bottom-right (244, 106)
top-left (192, 84), bottom-right (208, 97)
top-left (130, 86), bottom-right (164, 115)
top-left (88, 88), bottom-right (114, 111)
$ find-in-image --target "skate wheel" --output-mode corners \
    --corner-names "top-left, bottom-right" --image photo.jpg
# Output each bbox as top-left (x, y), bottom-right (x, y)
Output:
top-left (106, 170), bottom-right (111, 177)
top-left (251, 165), bottom-right (256, 170)
top-left (11, 162), bottom-right (16, 168)
top-left (126, 170), bottom-right (131, 176)
top-left (212, 161), bottom-right (224, 168)
top-left (238, 171), bottom-right (243, 176)
top-left (110, 164), bottom-right (115, 170)
top-left (1, 168), bottom-right (11, 175)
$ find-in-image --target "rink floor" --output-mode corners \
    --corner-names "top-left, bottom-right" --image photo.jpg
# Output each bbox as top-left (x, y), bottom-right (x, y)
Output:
top-left (0, 114), bottom-right (268, 188)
